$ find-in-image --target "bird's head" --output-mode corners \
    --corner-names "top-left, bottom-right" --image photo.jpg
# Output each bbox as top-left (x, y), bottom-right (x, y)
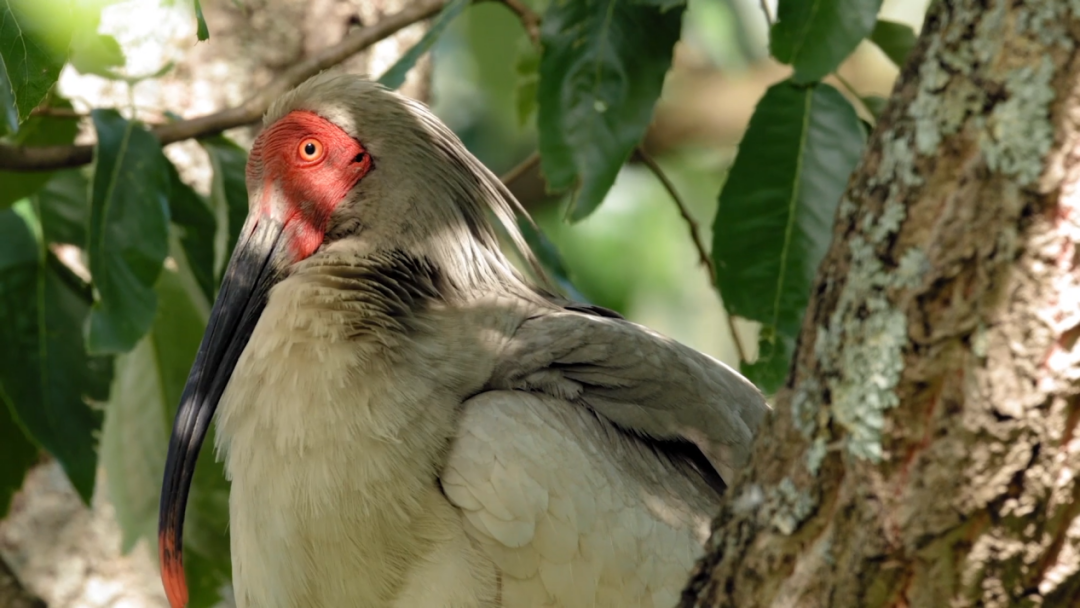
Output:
top-left (157, 74), bottom-right (544, 608)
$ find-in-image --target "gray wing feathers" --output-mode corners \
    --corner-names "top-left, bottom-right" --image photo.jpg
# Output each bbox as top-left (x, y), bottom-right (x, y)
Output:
top-left (491, 311), bottom-right (769, 485)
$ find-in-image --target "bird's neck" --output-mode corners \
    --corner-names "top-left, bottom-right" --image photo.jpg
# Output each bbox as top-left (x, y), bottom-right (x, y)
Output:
top-left (212, 254), bottom-right (515, 606)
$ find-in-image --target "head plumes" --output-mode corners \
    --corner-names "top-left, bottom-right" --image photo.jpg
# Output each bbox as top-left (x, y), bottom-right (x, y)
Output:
top-left (259, 72), bottom-right (552, 295)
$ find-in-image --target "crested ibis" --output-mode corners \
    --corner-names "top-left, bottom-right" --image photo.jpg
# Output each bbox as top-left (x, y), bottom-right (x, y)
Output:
top-left (158, 73), bottom-right (768, 608)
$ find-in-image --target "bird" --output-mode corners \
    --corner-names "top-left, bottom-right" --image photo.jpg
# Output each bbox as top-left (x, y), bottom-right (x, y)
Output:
top-left (158, 73), bottom-right (768, 608)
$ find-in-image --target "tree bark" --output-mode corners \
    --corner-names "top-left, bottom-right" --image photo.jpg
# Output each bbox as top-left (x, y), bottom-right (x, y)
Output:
top-left (682, 1), bottom-right (1080, 606)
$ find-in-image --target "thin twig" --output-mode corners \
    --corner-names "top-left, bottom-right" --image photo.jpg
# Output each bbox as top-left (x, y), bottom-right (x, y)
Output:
top-left (758, 0), bottom-right (773, 27)
top-left (633, 147), bottom-right (748, 364)
top-left (28, 107), bottom-right (85, 119)
top-left (498, 0), bottom-right (541, 45)
top-left (500, 151), bottom-right (540, 186)
top-left (0, 0), bottom-right (445, 172)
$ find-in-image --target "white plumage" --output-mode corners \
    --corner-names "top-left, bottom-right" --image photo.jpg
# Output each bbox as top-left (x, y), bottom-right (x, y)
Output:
top-left (158, 74), bottom-right (768, 608)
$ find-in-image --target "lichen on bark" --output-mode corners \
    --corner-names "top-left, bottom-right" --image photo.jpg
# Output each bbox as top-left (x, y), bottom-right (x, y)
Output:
top-left (681, 0), bottom-right (1080, 606)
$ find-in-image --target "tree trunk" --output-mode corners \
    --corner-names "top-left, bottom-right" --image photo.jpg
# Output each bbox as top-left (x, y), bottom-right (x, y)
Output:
top-left (682, 1), bottom-right (1080, 606)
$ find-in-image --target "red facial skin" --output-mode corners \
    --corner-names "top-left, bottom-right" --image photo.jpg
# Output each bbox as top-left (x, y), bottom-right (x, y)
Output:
top-left (158, 112), bottom-right (369, 608)
top-left (246, 110), bottom-right (372, 261)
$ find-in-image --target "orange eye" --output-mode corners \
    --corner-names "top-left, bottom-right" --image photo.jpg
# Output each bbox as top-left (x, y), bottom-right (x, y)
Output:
top-left (298, 138), bottom-right (324, 162)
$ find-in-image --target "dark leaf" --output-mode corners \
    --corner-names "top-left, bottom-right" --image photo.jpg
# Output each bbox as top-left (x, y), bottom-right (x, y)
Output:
top-left (86, 109), bottom-right (171, 354)
top-left (517, 217), bottom-right (589, 303)
top-left (537, 0), bottom-right (684, 221)
top-left (102, 245), bottom-right (230, 608)
top-left (0, 97), bottom-right (80, 209)
top-left (712, 81), bottom-right (864, 393)
top-left (0, 398), bottom-right (38, 518)
top-left (167, 162), bottom-right (217, 301)
top-left (770, 0), bottom-right (884, 83)
top-left (869, 19), bottom-right (916, 68)
top-left (378, 0), bottom-right (469, 90)
top-left (739, 329), bottom-right (795, 395)
top-left (200, 136), bottom-right (247, 280)
top-left (861, 94), bottom-right (887, 118)
top-left (0, 52), bottom-right (17, 134)
top-left (0, 0), bottom-right (72, 122)
top-left (629, 0), bottom-right (686, 10)
top-left (0, 201), bottom-right (112, 503)
top-left (38, 168), bottom-right (90, 246)
top-left (194, 0), bottom-right (209, 41)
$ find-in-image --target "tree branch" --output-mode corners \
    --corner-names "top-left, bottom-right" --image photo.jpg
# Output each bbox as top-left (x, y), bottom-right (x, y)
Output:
top-left (0, 554), bottom-right (46, 608)
top-left (498, 0), bottom-right (541, 45)
top-left (0, 0), bottom-right (445, 172)
top-left (633, 147), bottom-right (748, 364)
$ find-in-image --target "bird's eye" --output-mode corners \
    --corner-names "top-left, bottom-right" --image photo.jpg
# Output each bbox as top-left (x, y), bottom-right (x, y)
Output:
top-left (298, 138), bottom-right (324, 162)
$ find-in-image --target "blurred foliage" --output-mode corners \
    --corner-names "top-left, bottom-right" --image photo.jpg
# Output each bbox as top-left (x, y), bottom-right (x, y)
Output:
top-left (0, 0), bottom-right (924, 600)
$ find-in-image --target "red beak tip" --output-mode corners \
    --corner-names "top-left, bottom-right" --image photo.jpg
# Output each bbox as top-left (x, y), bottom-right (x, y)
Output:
top-left (159, 533), bottom-right (189, 608)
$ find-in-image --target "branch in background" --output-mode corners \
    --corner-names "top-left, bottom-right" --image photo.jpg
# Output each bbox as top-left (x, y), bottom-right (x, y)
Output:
top-left (633, 147), bottom-right (748, 364)
top-left (758, 0), bottom-right (773, 27)
top-left (498, 0), bottom-right (541, 44)
top-left (500, 151), bottom-right (540, 187)
top-left (0, 0), bottom-right (445, 172)
top-left (0, 554), bottom-right (46, 608)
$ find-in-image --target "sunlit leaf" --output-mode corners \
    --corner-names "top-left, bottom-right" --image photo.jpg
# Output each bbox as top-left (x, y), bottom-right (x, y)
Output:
top-left (713, 81), bottom-right (864, 393)
top-left (869, 19), bottom-right (916, 68)
top-left (0, 397), bottom-right (38, 518)
top-left (201, 136), bottom-right (247, 279)
top-left (101, 245), bottom-right (230, 608)
top-left (0, 98), bottom-right (80, 209)
top-left (770, 0), bottom-right (884, 83)
top-left (378, 0), bottom-right (469, 90)
top-left (0, 0), bottom-right (73, 122)
top-left (0, 52), bottom-right (17, 134)
top-left (69, 32), bottom-right (125, 77)
top-left (537, 0), bottom-right (684, 220)
top-left (0, 201), bottom-right (112, 502)
top-left (86, 109), bottom-right (171, 354)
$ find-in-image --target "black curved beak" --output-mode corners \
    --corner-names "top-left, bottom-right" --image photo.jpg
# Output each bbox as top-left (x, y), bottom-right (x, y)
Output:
top-left (158, 215), bottom-right (288, 608)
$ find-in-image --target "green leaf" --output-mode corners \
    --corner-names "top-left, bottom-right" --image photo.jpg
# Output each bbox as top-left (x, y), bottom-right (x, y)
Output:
top-left (0, 0), bottom-right (73, 122)
top-left (630, 0), bottom-right (686, 10)
top-left (0, 101), bottom-right (80, 209)
top-left (861, 94), bottom-right (887, 119)
top-left (0, 201), bottom-right (112, 502)
top-left (200, 136), bottom-right (247, 279)
top-left (0, 52), bottom-right (17, 135)
top-left (38, 168), bottom-right (89, 246)
top-left (537, 0), bottom-right (684, 221)
top-left (514, 41), bottom-right (539, 127)
top-left (769, 0), bottom-right (884, 84)
top-left (517, 217), bottom-right (589, 303)
top-left (87, 109), bottom-right (171, 354)
top-left (378, 0), bottom-right (468, 90)
top-left (740, 329), bottom-right (795, 395)
top-left (167, 162), bottom-right (217, 302)
top-left (194, 0), bottom-right (209, 41)
top-left (101, 247), bottom-right (230, 608)
top-left (0, 397), bottom-right (38, 518)
top-left (712, 81), bottom-right (864, 393)
top-left (868, 19), bottom-right (916, 68)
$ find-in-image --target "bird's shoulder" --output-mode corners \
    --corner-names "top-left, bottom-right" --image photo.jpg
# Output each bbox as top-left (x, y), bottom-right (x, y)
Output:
top-left (483, 303), bottom-right (768, 485)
